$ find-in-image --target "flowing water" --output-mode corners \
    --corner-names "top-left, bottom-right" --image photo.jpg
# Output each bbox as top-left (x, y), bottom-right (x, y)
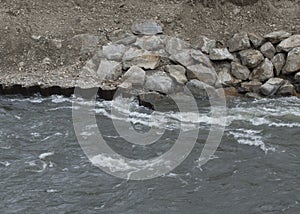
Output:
top-left (0, 95), bottom-right (299, 213)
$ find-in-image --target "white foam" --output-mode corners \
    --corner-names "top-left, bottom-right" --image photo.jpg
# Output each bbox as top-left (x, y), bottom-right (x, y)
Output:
top-left (0, 161), bottom-right (11, 167)
top-left (39, 152), bottom-right (54, 160)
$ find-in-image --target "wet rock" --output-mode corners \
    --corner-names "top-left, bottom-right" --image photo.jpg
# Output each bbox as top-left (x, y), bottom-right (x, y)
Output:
top-left (260, 78), bottom-right (285, 96)
top-left (134, 36), bottom-right (164, 51)
top-left (164, 65), bottom-right (187, 84)
top-left (165, 37), bottom-right (190, 55)
top-left (277, 34), bottom-right (300, 52)
top-left (97, 59), bottom-right (122, 81)
top-left (186, 79), bottom-right (214, 98)
top-left (131, 20), bottom-right (163, 35)
top-left (119, 66), bottom-right (146, 89)
top-left (277, 81), bottom-right (295, 96)
top-left (283, 47), bottom-right (300, 73)
top-left (138, 92), bottom-right (175, 111)
top-left (250, 58), bottom-right (274, 82)
top-left (271, 53), bottom-right (286, 76)
top-left (264, 31), bottom-right (291, 44)
top-left (228, 32), bottom-right (251, 52)
top-left (239, 49), bottom-right (264, 69)
top-left (103, 44), bottom-right (126, 61)
top-left (246, 92), bottom-right (263, 99)
top-left (193, 36), bottom-right (216, 54)
top-left (186, 64), bottom-right (217, 86)
top-left (248, 33), bottom-right (264, 48)
top-left (144, 71), bottom-right (174, 94)
top-left (231, 61), bottom-right (250, 80)
top-left (209, 48), bottom-right (234, 61)
top-left (260, 42), bottom-right (276, 59)
top-left (122, 47), bottom-right (160, 69)
top-left (241, 81), bottom-right (263, 93)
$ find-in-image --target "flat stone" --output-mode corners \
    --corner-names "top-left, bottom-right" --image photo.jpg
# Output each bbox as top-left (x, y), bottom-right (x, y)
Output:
top-left (241, 81), bottom-right (263, 93)
top-left (164, 65), bottom-right (187, 84)
top-left (277, 81), bottom-right (295, 96)
top-left (231, 61), bottom-right (250, 80)
top-left (248, 33), bottom-right (264, 48)
top-left (165, 37), bottom-right (190, 55)
top-left (186, 64), bottom-right (217, 86)
top-left (131, 20), bottom-right (163, 35)
top-left (193, 36), bottom-right (216, 54)
top-left (260, 42), bottom-right (276, 59)
top-left (119, 66), bottom-right (146, 89)
top-left (144, 71), bottom-right (174, 94)
top-left (97, 60), bottom-right (122, 81)
top-left (277, 34), bottom-right (300, 52)
top-left (209, 48), bottom-right (234, 61)
top-left (264, 31), bottom-right (291, 44)
top-left (228, 32), bottom-right (251, 52)
top-left (186, 79), bottom-right (214, 98)
top-left (239, 49), bottom-right (265, 69)
top-left (283, 47), bottom-right (300, 73)
top-left (272, 53), bottom-right (286, 76)
top-left (250, 58), bottom-right (274, 82)
top-left (102, 44), bottom-right (126, 61)
top-left (260, 78), bottom-right (285, 96)
top-left (134, 36), bottom-right (165, 51)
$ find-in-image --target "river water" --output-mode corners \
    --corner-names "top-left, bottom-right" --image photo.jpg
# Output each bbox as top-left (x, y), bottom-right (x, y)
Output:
top-left (0, 95), bottom-right (299, 213)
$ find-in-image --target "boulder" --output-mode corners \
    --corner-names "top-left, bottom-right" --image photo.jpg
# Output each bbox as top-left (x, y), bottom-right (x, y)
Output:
top-left (170, 49), bottom-right (212, 68)
top-left (248, 33), bottom-right (264, 48)
top-left (131, 20), bottom-right (163, 35)
top-left (102, 44), bottom-right (126, 61)
top-left (277, 81), bottom-right (295, 96)
top-left (164, 65), bottom-right (187, 84)
top-left (271, 53), bottom-right (286, 76)
top-left (138, 92), bottom-right (175, 111)
top-left (231, 61), bottom-right (250, 80)
top-left (209, 48), bottom-right (234, 61)
top-left (216, 70), bottom-right (237, 87)
top-left (97, 60), bottom-right (122, 81)
top-left (260, 42), bottom-right (276, 59)
top-left (241, 81), bottom-right (263, 93)
top-left (144, 71), bottom-right (174, 94)
top-left (109, 29), bottom-right (137, 44)
top-left (246, 92), bottom-right (263, 99)
top-left (283, 47), bottom-right (300, 73)
top-left (295, 72), bottom-right (300, 83)
top-left (277, 34), bottom-right (300, 52)
top-left (186, 64), bottom-right (217, 86)
top-left (239, 49), bottom-right (264, 69)
top-left (264, 31), bottom-right (291, 44)
top-left (227, 32), bottom-right (251, 52)
top-left (134, 36), bottom-right (165, 51)
top-left (119, 66), bottom-right (146, 89)
top-left (186, 79), bottom-right (214, 98)
top-left (165, 37), bottom-right (190, 55)
top-left (250, 58), bottom-right (274, 82)
top-left (193, 36), bottom-right (216, 54)
top-left (260, 78), bottom-right (284, 96)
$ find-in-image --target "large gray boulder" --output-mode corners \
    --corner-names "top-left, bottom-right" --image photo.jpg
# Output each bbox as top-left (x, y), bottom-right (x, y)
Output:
top-left (250, 58), bottom-right (274, 82)
top-left (239, 49), bottom-right (265, 69)
top-left (277, 81), bottom-right (295, 96)
top-left (260, 42), bottom-right (276, 59)
top-left (216, 70), bottom-right (238, 87)
top-left (283, 47), bottom-right (300, 73)
top-left (209, 48), bottom-right (234, 61)
top-left (144, 71), bottom-right (174, 94)
top-left (260, 78), bottom-right (285, 96)
top-left (134, 36), bottom-right (164, 51)
top-left (186, 64), bottom-right (217, 86)
top-left (170, 49), bottom-right (212, 68)
top-left (119, 66), bottom-right (146, 89)
top-left (264, 31), bottom-right (291, 44)
top-left (131, 20), bottom-right (163, 35)
top-left (193, 36), bottom-right (216, 54)
top-left (164, 65), bottom-right (187, 84)
top-left (97, 60), bottom-right (122, 81)
top-left (248, 33), bottom-right (264, 48)
top-left (165, 37), bottom-right (190, 55)
top-left (228, 32), bottom-right (251, 52)
top-left (271, 53), bottom-right (286, 76)
top-left (241, 81), bottom-right (262, 93)
top-left (186, 79), bottom-right (214, 98)
top-left (231, 61), bottom-right (250, 80)
top-left (277, 34), bottom-right (300, 52)
top-left (102, 44), bottom-right (127, 61)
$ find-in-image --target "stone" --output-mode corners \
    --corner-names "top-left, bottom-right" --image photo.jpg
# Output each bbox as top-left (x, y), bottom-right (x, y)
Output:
top-left (227, 32), bottom-right (251, 52)
top-left (246, 92), bottom-right (263, 99)
top-left (260, 42), bottom-right (276, 59)
top-left (295, 72), bottom-right (300, 83)
top-left (109, 29), bottom-right (135, 43)
top-left (49, 39), bottom-right (63, 49)
top-left (216, 70), bottom-right (237, 87)
top-left (209, 48), bottom-right (234, 61)
top-left (241, 81), bottom-right (263, 93)
top-left (122, 47), bottom-right (160, 69)
top-left (165, 37), bottom-right (190, 55)
top-left (120, 66), bottom-right (146, 89)
top-left (131, 20), bottom-right (163, 35)
top-left (248, 33), bottom-right (264, 48)
top-left (277, 34), bottom-right (300, 52)
top-left (186, 64), bottom-right (217, 86)
top-left (115, 35), bottom-right (137, 46)
top-left (239, 49), bottom-right (265, 69)
top-left (190, 50), bottom-right (214, 68)
top-left (138, 92), bottom-right (176, 111)
top-left (97, 60), bottom-right (122, 81)
top-left (144, 71), bottom-right (174, 94)
top-left (70, 34), bottom-right (99, 53)
top-left (264, 31), bottom-right (291, 44)
top-left (193, 36), bottom-right (216, 54)
top-left (170, 50), bottom-right (195, 67)
top-left (283, 47), bottom-right (300, 73)
top-left (102, 44), bottom-right (126, 61)
top-left (134, 36), bottom-right (164, 51)
top-left (277, 81), bottom-right (295, 96)
top-left (272, 53), bottom-right (286, 76)
top-left (250, 58), bottom-right (274, 82)
top-left (231, 61), bottom-right (250, 80)
top-left (186, 79), bottom-right (214, 98)
top-left (260, 78), bottom-right (285, 96)
top-left (164, 65), bottom-right (187, 84)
